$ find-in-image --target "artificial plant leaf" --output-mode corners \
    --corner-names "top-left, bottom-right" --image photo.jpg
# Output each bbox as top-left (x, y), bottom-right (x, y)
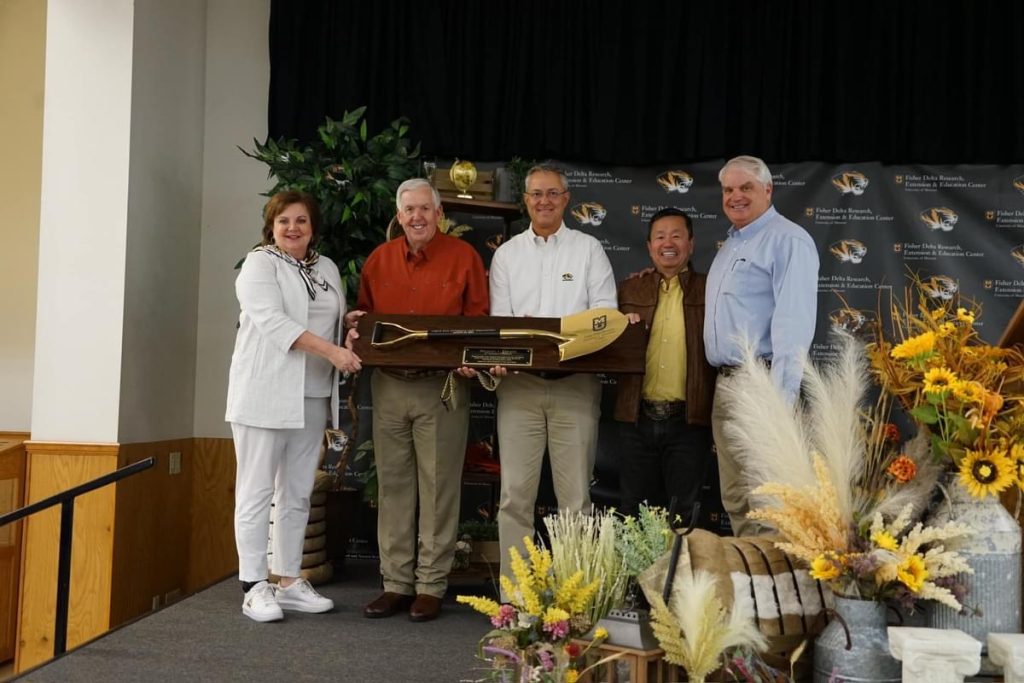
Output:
top-left (931, 432), bottom-right (950, 459)
top-left (910, 404), bottom-right (939, 424)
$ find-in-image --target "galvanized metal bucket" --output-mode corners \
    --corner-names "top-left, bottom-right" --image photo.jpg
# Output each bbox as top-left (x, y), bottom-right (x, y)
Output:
top-left (813, 596), bottom-right (901, 682)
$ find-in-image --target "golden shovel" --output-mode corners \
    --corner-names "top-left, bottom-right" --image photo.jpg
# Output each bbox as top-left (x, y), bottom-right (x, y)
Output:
top-left (369, 307), bottom-right (628, 362)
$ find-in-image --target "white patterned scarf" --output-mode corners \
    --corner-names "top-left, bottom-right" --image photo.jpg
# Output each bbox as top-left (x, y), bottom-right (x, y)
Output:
top-left (256, 245), bottom-right (328, 300)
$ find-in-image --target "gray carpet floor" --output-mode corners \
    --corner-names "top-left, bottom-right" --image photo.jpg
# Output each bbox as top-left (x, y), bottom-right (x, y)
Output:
top-left (17, 560), bottom-right (498, 682)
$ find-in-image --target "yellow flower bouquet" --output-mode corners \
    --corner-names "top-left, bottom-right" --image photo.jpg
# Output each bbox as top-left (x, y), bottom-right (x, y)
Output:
top-left (715, 331), bottom-right (974, 611)
top-left (457, 537), bottom-right (612, 682)
top-left (867, 283), bottom-right (1024, 499)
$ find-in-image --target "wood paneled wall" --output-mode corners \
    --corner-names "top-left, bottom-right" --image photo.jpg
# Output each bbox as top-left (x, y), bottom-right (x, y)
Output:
top-left (187, 438), bottom-right (237, 593)
top-left (15, 437), bottom-right (238, 673)
top-left (17, 442), bottom-right (119, 671)
top-left (110, 440), bottom-right (194, 626)
top-left (0, 435), bottom-right (28, 664)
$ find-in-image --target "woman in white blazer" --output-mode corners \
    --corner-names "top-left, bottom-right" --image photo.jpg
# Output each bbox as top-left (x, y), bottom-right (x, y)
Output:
top-left (226, 190), bottom-right (362, 622)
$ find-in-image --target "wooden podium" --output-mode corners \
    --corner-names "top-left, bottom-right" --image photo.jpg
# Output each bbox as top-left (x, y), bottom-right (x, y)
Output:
top-left (352, 313), bottom-right (648, 374)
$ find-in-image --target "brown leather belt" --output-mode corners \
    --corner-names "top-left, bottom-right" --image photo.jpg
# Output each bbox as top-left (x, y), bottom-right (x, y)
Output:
top-left (380, 368), bottom-right (447, 381)
top-left (640, 399), bottom-right (685, 421)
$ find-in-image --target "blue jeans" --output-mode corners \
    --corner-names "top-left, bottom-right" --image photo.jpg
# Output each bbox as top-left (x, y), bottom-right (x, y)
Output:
top-left (617, 411), bottom-right (712, 523)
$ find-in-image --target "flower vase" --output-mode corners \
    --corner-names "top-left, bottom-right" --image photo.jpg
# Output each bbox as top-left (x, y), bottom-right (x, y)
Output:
top-left (924, 479), bottom-right (1021, 671)
top-left (812, 597), bottom-right (901, 682)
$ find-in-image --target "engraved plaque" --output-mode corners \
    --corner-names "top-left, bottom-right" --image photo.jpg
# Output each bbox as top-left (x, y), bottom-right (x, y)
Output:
top-left (461, 347), bottom-right (534, 367)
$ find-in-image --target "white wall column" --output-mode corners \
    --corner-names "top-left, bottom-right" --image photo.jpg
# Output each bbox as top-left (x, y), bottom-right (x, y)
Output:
top-left (31, 0), bottom-right (208, 444)
top-left (31, 0), bottom-right (135, 442)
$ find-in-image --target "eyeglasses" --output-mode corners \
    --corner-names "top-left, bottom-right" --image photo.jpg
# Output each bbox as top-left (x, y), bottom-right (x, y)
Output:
top-left (524, 189), bottom-right (568, 201)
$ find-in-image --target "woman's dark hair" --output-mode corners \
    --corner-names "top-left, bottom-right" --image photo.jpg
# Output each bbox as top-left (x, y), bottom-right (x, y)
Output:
top-left (260, 190), bottom-right (322, 250)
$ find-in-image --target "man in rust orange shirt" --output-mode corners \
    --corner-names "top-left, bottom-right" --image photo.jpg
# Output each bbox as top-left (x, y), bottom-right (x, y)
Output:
top-left (356, 178), bottom-right (488, 622)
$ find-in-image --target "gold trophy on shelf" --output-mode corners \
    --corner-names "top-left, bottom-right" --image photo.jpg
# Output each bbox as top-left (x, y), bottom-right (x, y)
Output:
top-left (449, 159), bottom-right (478, 199)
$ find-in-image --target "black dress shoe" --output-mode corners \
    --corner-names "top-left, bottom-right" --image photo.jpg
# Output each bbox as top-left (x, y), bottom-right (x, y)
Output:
top-left (409, 594), bottom-right (442, 622)
top-left (363, 591), bottom-right (414, 618)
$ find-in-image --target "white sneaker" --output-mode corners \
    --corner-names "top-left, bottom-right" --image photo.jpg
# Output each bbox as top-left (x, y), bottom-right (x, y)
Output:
top-left (274, 578), bottom-right (334, 613)
top-left (242, 580), bottom-right (283, 622)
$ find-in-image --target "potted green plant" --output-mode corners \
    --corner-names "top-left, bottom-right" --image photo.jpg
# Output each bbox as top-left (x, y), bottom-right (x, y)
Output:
top-left (241, 106), bottom-right (421, 301)
top-left (457, 518), bottom-right (500, 565)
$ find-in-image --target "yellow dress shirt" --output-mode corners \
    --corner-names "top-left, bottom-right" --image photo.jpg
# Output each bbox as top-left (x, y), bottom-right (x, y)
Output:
top-left (642, 275), bottom-right (686, 401)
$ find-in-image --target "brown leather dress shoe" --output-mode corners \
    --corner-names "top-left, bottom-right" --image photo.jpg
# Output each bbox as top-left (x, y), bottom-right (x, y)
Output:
top-left (409, 594), bottom-right (442, 622)
top-left (363, 591), bottom-right (414, 618)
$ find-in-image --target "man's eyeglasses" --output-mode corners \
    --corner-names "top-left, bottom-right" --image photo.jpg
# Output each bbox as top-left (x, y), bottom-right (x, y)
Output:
top-left (524, 189), bottom-right (568, 201)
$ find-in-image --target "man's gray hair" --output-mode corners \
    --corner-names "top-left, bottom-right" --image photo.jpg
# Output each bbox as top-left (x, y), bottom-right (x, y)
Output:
top-left (395, 178), bottom-right (442, 210)
top-left (718, 155), bottom-right (773, 187)
top-left (525, 163), bottom-right (568, 191)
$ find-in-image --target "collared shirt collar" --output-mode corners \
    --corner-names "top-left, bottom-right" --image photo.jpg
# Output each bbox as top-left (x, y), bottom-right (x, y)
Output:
top-left (405, 232), bottom-right (441, 262)
top-left (528, 221), bottom-right (567, 244)
top-left (657, 266), bottom-right (689, 291)
top-left (658, 274), bottom-right (682, 293)
top-left (727, 205), bottom-right (778, 240)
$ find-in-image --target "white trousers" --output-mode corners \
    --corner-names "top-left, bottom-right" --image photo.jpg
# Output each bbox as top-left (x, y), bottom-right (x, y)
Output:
top-left (231, 397), bottom-right (326, 581)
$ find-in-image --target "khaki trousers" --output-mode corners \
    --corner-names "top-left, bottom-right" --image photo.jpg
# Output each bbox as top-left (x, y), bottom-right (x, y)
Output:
top-left (496, 373), bottom-right (600, 585)
top-left (711, 373), bottom-right (769, 537)
top-left (370, 370), bottom-right (468, 597)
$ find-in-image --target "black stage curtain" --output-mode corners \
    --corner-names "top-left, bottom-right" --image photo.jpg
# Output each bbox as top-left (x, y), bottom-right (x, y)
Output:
top-left (268, 1), bottom-right (1024, 165)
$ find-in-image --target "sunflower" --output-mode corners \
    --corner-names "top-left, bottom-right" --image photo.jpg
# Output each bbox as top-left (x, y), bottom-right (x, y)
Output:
top-left (938, 321), bottom-right (957, 337)
top-left (958, 448), bottom-right (1015, 498)
top-left (809, 554), bottom-right (841, 582)
top-left (870, 530), bottom-right (899, 551)
top-left (956, 307), bottom-right (976, 325)
top-left (922, 366), bottom-right (957, 395)
top-left (890, 331), bottom-right (937, 362)
top-left (1011, 443), bottom-right (1024, 491)
top-left (896, 554), bottom-right (928, 593)
top-left (886, 455), bottom-right (917, 483)
top-left (952, 380), bottom-right (986, 405)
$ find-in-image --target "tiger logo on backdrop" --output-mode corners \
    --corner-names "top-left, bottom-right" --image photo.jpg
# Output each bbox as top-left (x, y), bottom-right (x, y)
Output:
top-left (1013, 175), bottom-right (1024, 197)
top-left (570, 202), bottom-right (608, 227)
top-left (1011, 245), bottom-right (1024, 268)
top-left (831, 171), bottom-right (870, 195)
top-left (829, 239), bottom-right (868, 264)
top-left (921, 275), bottom-right (959, 301)
top-left (919, 207), bottom-right (958, 232)
top-left (485, 234), bottom-right (505, 251)
top-left (656, 170), bottom-right (694, 194)
top-left (829, 308), bottom-right (869, 334)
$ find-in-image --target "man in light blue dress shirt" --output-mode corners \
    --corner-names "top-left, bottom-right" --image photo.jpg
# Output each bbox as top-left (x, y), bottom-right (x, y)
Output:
top-left (704, 155), bottom-right (819, 535)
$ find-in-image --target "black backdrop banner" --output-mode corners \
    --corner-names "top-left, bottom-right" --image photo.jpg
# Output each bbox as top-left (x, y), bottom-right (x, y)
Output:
top-left (269, 0), bottom-right (1024, 165)
top-left (512, 161), bottom-right (1024, 359)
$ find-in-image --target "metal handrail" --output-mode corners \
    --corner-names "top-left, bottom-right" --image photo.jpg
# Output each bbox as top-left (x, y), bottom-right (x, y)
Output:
top-left (0, 456), bottom-right (155, 656)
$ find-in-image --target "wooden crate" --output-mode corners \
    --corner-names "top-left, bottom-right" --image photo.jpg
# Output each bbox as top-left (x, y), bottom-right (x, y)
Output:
top-left (433, 167), bottom-right (494, 200)
top-left (576, 642), bottom-right (684, 683)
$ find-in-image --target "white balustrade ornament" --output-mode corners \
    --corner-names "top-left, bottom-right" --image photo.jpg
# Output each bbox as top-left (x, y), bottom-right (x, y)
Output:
top-left (887, 626), bottom-right (981, 683)
top-left (989, 632), bottom-right (1024, 683)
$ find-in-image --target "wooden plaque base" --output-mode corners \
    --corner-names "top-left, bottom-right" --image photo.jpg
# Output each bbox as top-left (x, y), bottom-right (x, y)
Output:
top-left (352, 313), bottom-right (647, 374)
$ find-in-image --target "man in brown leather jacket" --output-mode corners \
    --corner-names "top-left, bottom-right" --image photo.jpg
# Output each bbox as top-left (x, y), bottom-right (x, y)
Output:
top-left (613, 207), bottom-right (716, 521)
